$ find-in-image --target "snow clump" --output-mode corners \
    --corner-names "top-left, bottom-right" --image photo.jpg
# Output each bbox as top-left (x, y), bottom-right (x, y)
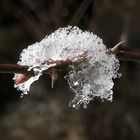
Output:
top-left (13, 26), bottom-right (120, 109)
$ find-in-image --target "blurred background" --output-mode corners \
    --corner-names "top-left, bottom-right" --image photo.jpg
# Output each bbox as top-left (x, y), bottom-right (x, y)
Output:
top-left (0, 0), bottom-right (140, 140)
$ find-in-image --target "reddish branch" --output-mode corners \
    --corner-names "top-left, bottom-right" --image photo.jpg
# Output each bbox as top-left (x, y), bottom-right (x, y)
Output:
top-left (0, 41), bottom-right (140, 87)
top-left (0, 64), bottom-right (31, 75)
top-left (118, 50), bottom-right (140, 59)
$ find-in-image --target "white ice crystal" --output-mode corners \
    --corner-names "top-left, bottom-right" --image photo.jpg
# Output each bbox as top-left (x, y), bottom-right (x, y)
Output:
top-left (14, 26), bottom-right (120, 108)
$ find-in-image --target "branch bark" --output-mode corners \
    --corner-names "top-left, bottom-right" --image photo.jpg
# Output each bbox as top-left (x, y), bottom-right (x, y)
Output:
top-left (0, 42), bottom-right (140, 76)
top-left (109, 41), bottom-right (140, 62)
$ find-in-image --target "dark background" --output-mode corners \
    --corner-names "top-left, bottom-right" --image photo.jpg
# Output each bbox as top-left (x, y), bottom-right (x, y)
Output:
top-left (0, 0), bottom-right (140, 140)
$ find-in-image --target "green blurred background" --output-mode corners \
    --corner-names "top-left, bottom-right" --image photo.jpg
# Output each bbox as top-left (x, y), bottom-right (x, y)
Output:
top-left (0, 0), bottom-right (140, 140)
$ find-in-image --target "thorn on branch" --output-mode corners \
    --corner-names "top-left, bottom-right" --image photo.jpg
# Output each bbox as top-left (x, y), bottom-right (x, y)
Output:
top-left (15, 74), bottom-right (29, 84)
top-left (109, 41), bottom-right (140, 61)
top-left (47, 69), bottom-right (59, 88)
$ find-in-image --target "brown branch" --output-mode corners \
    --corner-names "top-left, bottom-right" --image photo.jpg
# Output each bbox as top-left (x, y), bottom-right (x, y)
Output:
top-left (0, 59), bottom-right (75, 80)
top-left (110, 41), bottom-right (140, 62)
top-left (0, 42), bottom-right (140, 77)
top-left (69, 0), bottom-right (93, 25)
top-left (0, 64), bottom-right (31, 75)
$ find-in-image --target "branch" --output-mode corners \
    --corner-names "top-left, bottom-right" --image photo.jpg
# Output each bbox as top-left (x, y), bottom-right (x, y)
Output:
top-left (109, 41), bottom-right (140, 62)
top-left (0, 41), bottom-right (140, 77)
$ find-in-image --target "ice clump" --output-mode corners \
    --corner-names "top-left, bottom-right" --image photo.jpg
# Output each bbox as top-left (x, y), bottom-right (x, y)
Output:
top-left (14, 26), bottom-right (120, 108)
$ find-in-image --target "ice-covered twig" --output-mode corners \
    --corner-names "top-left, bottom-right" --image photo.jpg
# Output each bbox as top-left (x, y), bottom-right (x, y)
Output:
top-left (0, 26), bottom-right (140, 108)
top-left (0, 43), bottom-right (139, 86)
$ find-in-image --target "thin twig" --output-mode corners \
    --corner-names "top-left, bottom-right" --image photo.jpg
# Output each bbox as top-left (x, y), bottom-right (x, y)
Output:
top-left (110, 41), bottom-right (140, 62)
top-left (0, 42), bottom-right (140, 76)
top-left (0, 64), bottom-right (30, 75)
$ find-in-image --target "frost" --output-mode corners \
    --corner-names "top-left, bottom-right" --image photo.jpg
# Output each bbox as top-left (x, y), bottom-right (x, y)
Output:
top-left (13, 26), bottom-right (120, 108)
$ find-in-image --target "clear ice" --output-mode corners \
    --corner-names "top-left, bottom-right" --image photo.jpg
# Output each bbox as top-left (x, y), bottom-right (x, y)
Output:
top-left (13, 26), bottom-right (120, 108)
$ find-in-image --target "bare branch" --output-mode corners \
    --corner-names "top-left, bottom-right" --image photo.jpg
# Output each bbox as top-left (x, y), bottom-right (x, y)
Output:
top-left (0, 64), bottom-right (31, 75)
top-left (110, 41), bottom-right (125, 54)
top-left (109, 41), bottom-right (140, 62)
